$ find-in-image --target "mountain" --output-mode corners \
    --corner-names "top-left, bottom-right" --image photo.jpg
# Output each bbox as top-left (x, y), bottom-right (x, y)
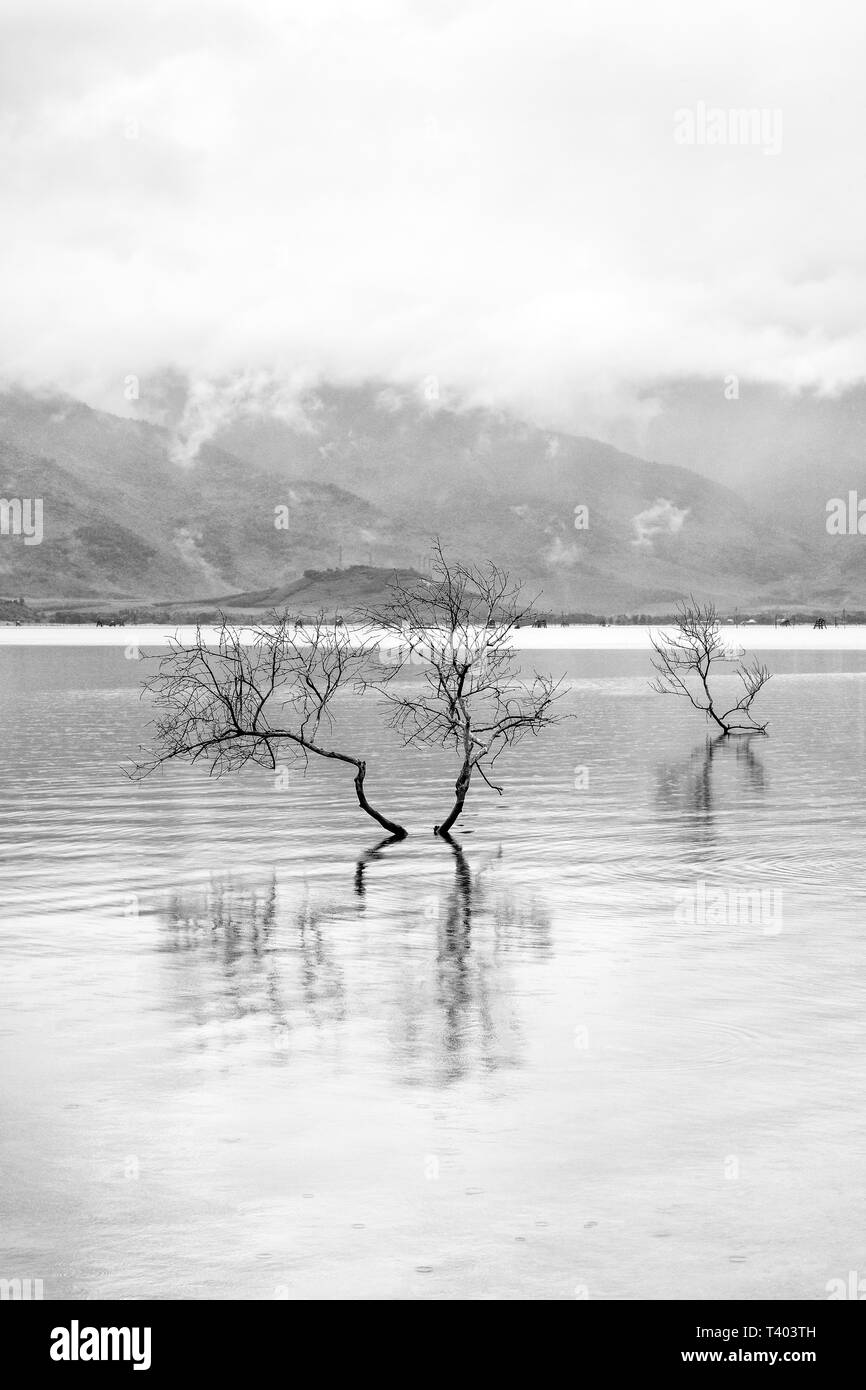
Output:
top-left (215, 383), bottom-right (824, 610)
top-left (0, 389), bottom-right (425, 603)
top-left (645, 379), bottom-right (866, 537)
top-left (0, 382), bottom-right (859, 612)
top-left (215, 564), bottom-right (429, 615)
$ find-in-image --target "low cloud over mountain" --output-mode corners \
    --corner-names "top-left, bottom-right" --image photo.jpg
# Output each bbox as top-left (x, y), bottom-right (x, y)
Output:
top-left (1, 382), bottom-right (859, 614)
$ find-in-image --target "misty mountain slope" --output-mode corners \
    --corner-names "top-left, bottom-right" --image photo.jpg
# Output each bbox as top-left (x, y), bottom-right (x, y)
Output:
top-left (646, 380), bottom-right (866, 533)
top-left (0, 384), bottom-right (856, 609)
top-left (218, 384), bottom-right (820, 609)
top-left (0, 391), bottom-right (429, 599)
top-left (0, 440), bottom-right (162, 598)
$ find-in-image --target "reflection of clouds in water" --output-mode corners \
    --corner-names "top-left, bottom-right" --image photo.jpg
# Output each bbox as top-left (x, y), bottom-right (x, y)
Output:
top-left (156, 849), bottom-right (551, 1084)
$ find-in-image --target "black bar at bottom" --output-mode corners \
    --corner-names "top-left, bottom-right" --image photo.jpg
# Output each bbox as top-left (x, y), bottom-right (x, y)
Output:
top-left (2, 1298), bottom-right (862, 1375)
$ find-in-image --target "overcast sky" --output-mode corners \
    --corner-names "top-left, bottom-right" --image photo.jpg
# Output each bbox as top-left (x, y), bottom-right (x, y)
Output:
top-left (2, 0), bottom-right (866, 449)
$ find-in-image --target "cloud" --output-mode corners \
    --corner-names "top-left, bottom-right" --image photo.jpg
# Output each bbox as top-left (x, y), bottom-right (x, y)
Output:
top-left (2, 0), bottom-right (866, 454)
top-left (169, 371), bottom-right (318, 465)
top-left (545, 536), bottom-right (584, 567)
top-left (632, 498), bottom-right (690, 547)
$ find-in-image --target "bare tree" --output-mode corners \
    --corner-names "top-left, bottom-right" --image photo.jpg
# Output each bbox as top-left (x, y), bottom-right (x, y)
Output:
top-left (367, 543), bottom-right (566, 836)
top-left (649, 599), bottom-right (771, 734)
top-left (131, 612), bottom-right (407, 838)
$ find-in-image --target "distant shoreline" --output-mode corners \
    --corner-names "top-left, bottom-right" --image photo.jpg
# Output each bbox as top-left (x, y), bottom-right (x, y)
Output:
top-left (3, 623), bottom-right (866, 651)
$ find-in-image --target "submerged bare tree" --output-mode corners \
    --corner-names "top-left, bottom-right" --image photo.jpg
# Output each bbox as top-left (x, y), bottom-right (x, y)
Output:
top-left (131, 613), bottom-right (407, 838)
top-left (650, 599), bottom-right (771, 735)
top-left (368, 544), bottom-right (566, 836)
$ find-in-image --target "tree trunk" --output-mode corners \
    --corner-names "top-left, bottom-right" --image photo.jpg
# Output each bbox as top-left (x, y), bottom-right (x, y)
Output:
top-left (696, 662), bottom-right (730, 734)
top-left (353, 761), bottom-right (407, 838)
top-left (434, 759), bottom-right (472, 837)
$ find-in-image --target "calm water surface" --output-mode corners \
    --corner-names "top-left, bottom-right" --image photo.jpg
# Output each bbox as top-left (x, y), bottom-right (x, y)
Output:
top-left (1, 646), bottom-right (866, 1300)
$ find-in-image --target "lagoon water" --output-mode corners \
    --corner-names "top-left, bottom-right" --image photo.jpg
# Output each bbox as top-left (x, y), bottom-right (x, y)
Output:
top-left (2, 643), bottom-right (866, 1300)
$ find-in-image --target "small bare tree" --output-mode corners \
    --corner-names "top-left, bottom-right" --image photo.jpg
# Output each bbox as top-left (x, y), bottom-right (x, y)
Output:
top-left (131, 613), bottom-right (407, 838)
top-left (650, 599), bottom-right (771, 734)
top-left (368, 544), bottom-right (566, 836)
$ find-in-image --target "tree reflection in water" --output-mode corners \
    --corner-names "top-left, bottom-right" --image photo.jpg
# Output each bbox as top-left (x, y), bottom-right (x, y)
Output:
top-left (656, 734), bottom-right (767, 846)
top-left (157, 837), bottom-right (551, 1083)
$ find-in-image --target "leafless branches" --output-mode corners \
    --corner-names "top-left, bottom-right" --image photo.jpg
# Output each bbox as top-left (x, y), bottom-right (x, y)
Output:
top-left (366, 541), bottom-right (567, 834)
top-left (650, 599), bottom-right (771, 734)
top-left (131, 612), bottom-right (407, 837)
